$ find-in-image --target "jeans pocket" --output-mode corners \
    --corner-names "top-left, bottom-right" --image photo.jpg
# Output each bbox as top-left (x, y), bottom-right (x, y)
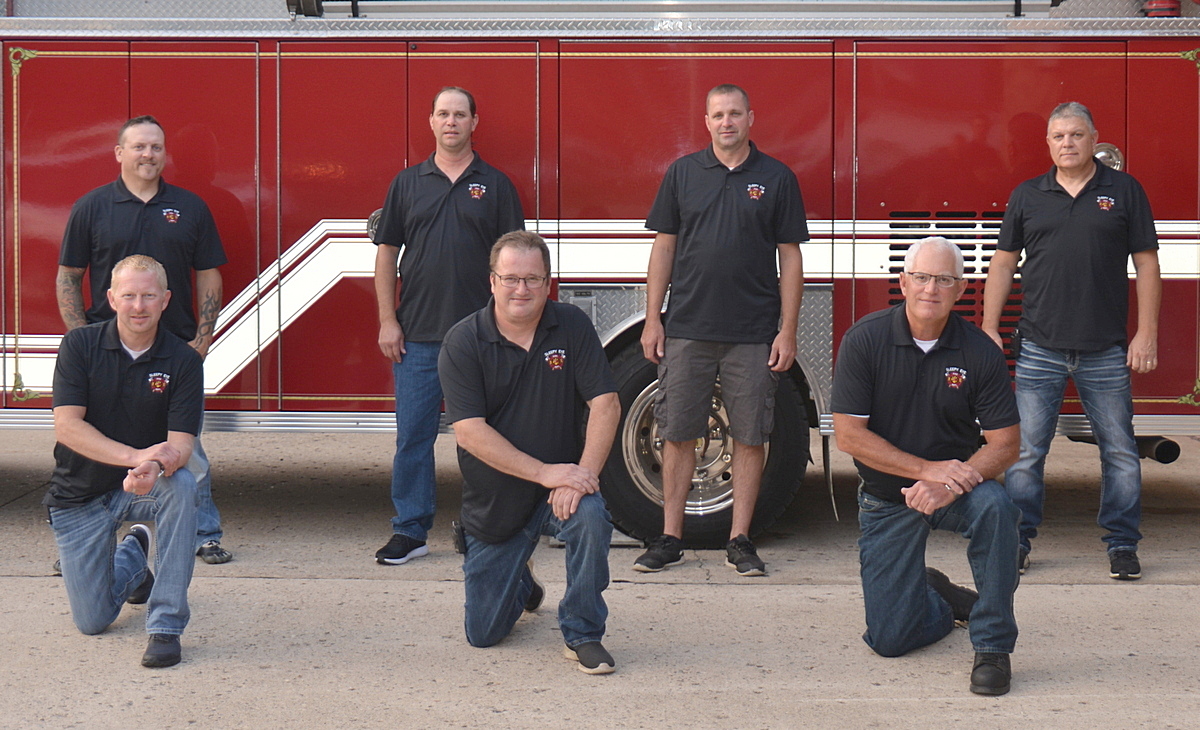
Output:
top-left (858, 490), bottom-right (886, 513)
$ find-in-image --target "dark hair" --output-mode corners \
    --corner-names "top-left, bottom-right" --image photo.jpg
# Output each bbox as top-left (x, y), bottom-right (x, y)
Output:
top-left (118, 115), bottom-right (163, 145)
top-left (432, 86), bottom-right (477, 116)
top-left (490, 230), bottom-right (551, 278)
top-left (706, 84), bottom-right (750, 111)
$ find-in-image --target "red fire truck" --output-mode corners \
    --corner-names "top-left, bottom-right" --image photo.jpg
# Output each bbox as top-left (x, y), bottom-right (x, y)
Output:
top-left (2, 0), bottom-right (1197, 545)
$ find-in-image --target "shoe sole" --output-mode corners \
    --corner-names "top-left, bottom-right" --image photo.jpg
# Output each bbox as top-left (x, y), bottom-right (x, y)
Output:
top-left (562, 646), bottom-right (615, 675)
top-left (1110, 571), bottom-right (1141, 580)
top-left (141, 653), bottom-right (181, 668)
top-left (376, 544), bottom-right (430, 565)
top-left (632, 557), bottom-right (683, 573)
top-left (969, 681), bottom-right (1010, 696)
top-left (725, 559), bottom-right (765, 576)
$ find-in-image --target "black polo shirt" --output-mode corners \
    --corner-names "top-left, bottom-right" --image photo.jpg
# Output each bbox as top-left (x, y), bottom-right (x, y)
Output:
top-left (997, 161), bottom-right (1158, 351)
top-left (646, 142), bottom-right (809, 344)
top-left (59, 178), bottom-right (228, 341)
top-left (44, 320), bottom-right (204, 509)
top-left (375, 152), bottom-right (525, 343)
top-left (438, 299), bottom-right (617, 543)
top-left (831, 304), bottom-right (1019, 503)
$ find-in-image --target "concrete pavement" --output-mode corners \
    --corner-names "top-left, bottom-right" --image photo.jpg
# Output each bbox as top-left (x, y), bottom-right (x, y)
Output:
top-left (2, 429), bottom-right (1198, 728)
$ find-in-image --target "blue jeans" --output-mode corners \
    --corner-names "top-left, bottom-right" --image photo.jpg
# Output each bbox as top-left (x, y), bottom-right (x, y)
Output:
top-left (49, 470), bottom-right (199, 636)
top-left (390, 341), bottom-right (443, 541)
top-left (462, 493), bottom-right (612, 649)
top-left (190, 431), bottom-right (224, 548)
top-left (1005, 341), bottom-right (1142, 554)
top-left (857, 481), bottom-right (1020, 657)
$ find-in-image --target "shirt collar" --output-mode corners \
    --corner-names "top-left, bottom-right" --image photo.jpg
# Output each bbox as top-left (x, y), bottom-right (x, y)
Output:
top-left (112, 176), bottom-right (175, 204)
top-left (417, 151), bottom-right (482, 180)
top-left (99, 318), bottom-right (170, 359)
top-left (888, 301), bottom-right (963, 351)
top-left (699, 140), bottom-right (761, 171)
top-left (479, 297), bottom-right (560, 346)
top-left (1037, 157), bottom-right (1112, 194)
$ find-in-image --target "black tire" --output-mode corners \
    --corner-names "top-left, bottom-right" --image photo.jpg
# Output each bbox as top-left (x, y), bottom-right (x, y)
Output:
top-left (600, 342), bottom-right (809, 548)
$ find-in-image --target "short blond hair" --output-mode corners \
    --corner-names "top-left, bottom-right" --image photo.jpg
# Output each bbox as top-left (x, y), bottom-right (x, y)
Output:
top-left (110, 254), bottom-right (168, 291)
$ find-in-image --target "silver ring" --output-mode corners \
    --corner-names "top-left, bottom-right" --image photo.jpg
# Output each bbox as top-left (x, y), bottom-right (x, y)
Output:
top-left (944, 484), bottom-right (954, 493)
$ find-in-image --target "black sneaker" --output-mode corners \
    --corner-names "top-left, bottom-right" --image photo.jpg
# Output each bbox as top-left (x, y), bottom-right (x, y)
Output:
top-left (196, 540), bottom-right (233, 564)
top-left (725, 534), bottom-right (766, 576)
top-left (1018, 547), bottom-right (1030, 575)
top-left (52, 559), bottom-right (61, 576)
top-left (141, 633), bottom-right (182, 668)
top-left (524, 558), bottom-right (545, 612)
top-left (563, 641), bottom-right (615, 675)
top-left (633, 534), bottom-right (684, 573)
top-left (375, 534), bottom-right (429, 565)
top-left (1109, 550), bottom-right (1141, 581)
top-left (970, 652), bottom-right (1011, 695)
top-left (925, 567), bottom-right (978, 623)
top-left (126, 525), bottom-right (154, 605)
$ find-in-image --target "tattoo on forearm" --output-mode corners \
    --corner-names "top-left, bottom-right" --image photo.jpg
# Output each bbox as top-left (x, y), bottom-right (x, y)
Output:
top-left (56, 269), bottom-right (88, 330)
top-left (196, 289), bottom-right (220, 341)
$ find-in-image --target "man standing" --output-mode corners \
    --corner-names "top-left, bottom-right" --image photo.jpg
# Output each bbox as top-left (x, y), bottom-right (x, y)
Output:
top-left (833, 237), bottom-right (1022, 695)
top-left (637, 83), bottom-right (806, 575)
top-left (373, 86), bottom-right (525, 566)
top-left (438, 231), bottom-right (621, 674)
top-left (48, 255), bottom-right (203, 668)
top-left (983, 101), bottom-right (1160, 580)
top-left (56, 115), bottom-right (231, 564)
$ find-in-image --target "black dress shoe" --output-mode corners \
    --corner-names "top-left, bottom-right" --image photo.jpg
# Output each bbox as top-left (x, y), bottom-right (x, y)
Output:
top-left (970, 652), bottom-right (1011, 695)
top-left (141, 634), bottom-right (182, 668)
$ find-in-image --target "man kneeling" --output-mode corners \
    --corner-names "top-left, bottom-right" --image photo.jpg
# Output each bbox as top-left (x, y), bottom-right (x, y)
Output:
top-left (831, 237), bottom-right (1022, 695)
top-left (438, 231), bottom-right (621, 674)
top-left (46, 255), bottom-right (203, 668)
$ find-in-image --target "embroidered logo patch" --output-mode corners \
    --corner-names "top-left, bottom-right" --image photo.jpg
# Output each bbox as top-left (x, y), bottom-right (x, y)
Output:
top-left (1096, 195), bottom-right (1115, 212)
top-left (544, 348), bottom-right (566, 371)
top-left (162, 208), bottom-right (181, 223)
top-left (468, 183), bottom-right (487, 200)
top-left (148, 372), bottom-right (170, 394)
top-left (747, 183), bottom-right (766, 201)
top-left (944, 366), bottom-right (966, 389)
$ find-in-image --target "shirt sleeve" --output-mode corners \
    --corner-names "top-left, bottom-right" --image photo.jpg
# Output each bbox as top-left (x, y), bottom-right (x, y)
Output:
top-left (972, 339), bottom-right (1020, 432)
top-left (373, 172), bottom-right (408, 249)
top-left (773, 167), bottom-right (810, 244)
top-left (830, 325), bottom-right (875, 416)
top-left (645, 162), bottom-right (681, 234)
top-left (438, 321), bottom-right (488, 424)
top-left (58, 197), bottom-right (94, 268)
top-left (51, 329), bottom-right (91, 408)
top-left (496, 174), bottom-right (526, 236)
top-left (192, 199), bottom-right (228, 270)
top-left (996, 185), bottom-right (1027, 253)
top-left (1125, 177), bottom-right (1158, 254)
top-left (564, 305), bottom-right (617, 402)
top-left (168, 348), bottom-right (205, 436)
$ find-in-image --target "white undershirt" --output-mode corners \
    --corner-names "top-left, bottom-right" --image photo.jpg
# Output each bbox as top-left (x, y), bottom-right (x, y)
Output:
top-left (123, 344), bottom-right (150, 360)
top-left (912, 337), bottom-right (939, 353)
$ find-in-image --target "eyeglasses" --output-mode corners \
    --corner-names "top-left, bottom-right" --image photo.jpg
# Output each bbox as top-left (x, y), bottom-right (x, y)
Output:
top-left (493, 273), bottom-right (548, 290)
top-left (904, 271), bottom-right (963, 289)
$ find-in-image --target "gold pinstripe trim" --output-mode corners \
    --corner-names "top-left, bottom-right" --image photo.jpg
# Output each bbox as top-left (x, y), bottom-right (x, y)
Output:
top-left (561, 51), bottom-right (827, 58)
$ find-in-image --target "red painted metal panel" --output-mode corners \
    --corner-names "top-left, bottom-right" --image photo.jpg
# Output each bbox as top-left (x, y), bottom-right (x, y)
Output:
top-left (277, 41), bottom-right (408, 410)
top-left (132, 42), bottom-right (261, 410)
top-left (3, 41), bottom-right (127, 409)
top-left (855, 41), bottom-right (1127, 217)
top-left (559, 41), bottom-right (835, 222)
top-left (1129, 39), bottom-right (1200, 412)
